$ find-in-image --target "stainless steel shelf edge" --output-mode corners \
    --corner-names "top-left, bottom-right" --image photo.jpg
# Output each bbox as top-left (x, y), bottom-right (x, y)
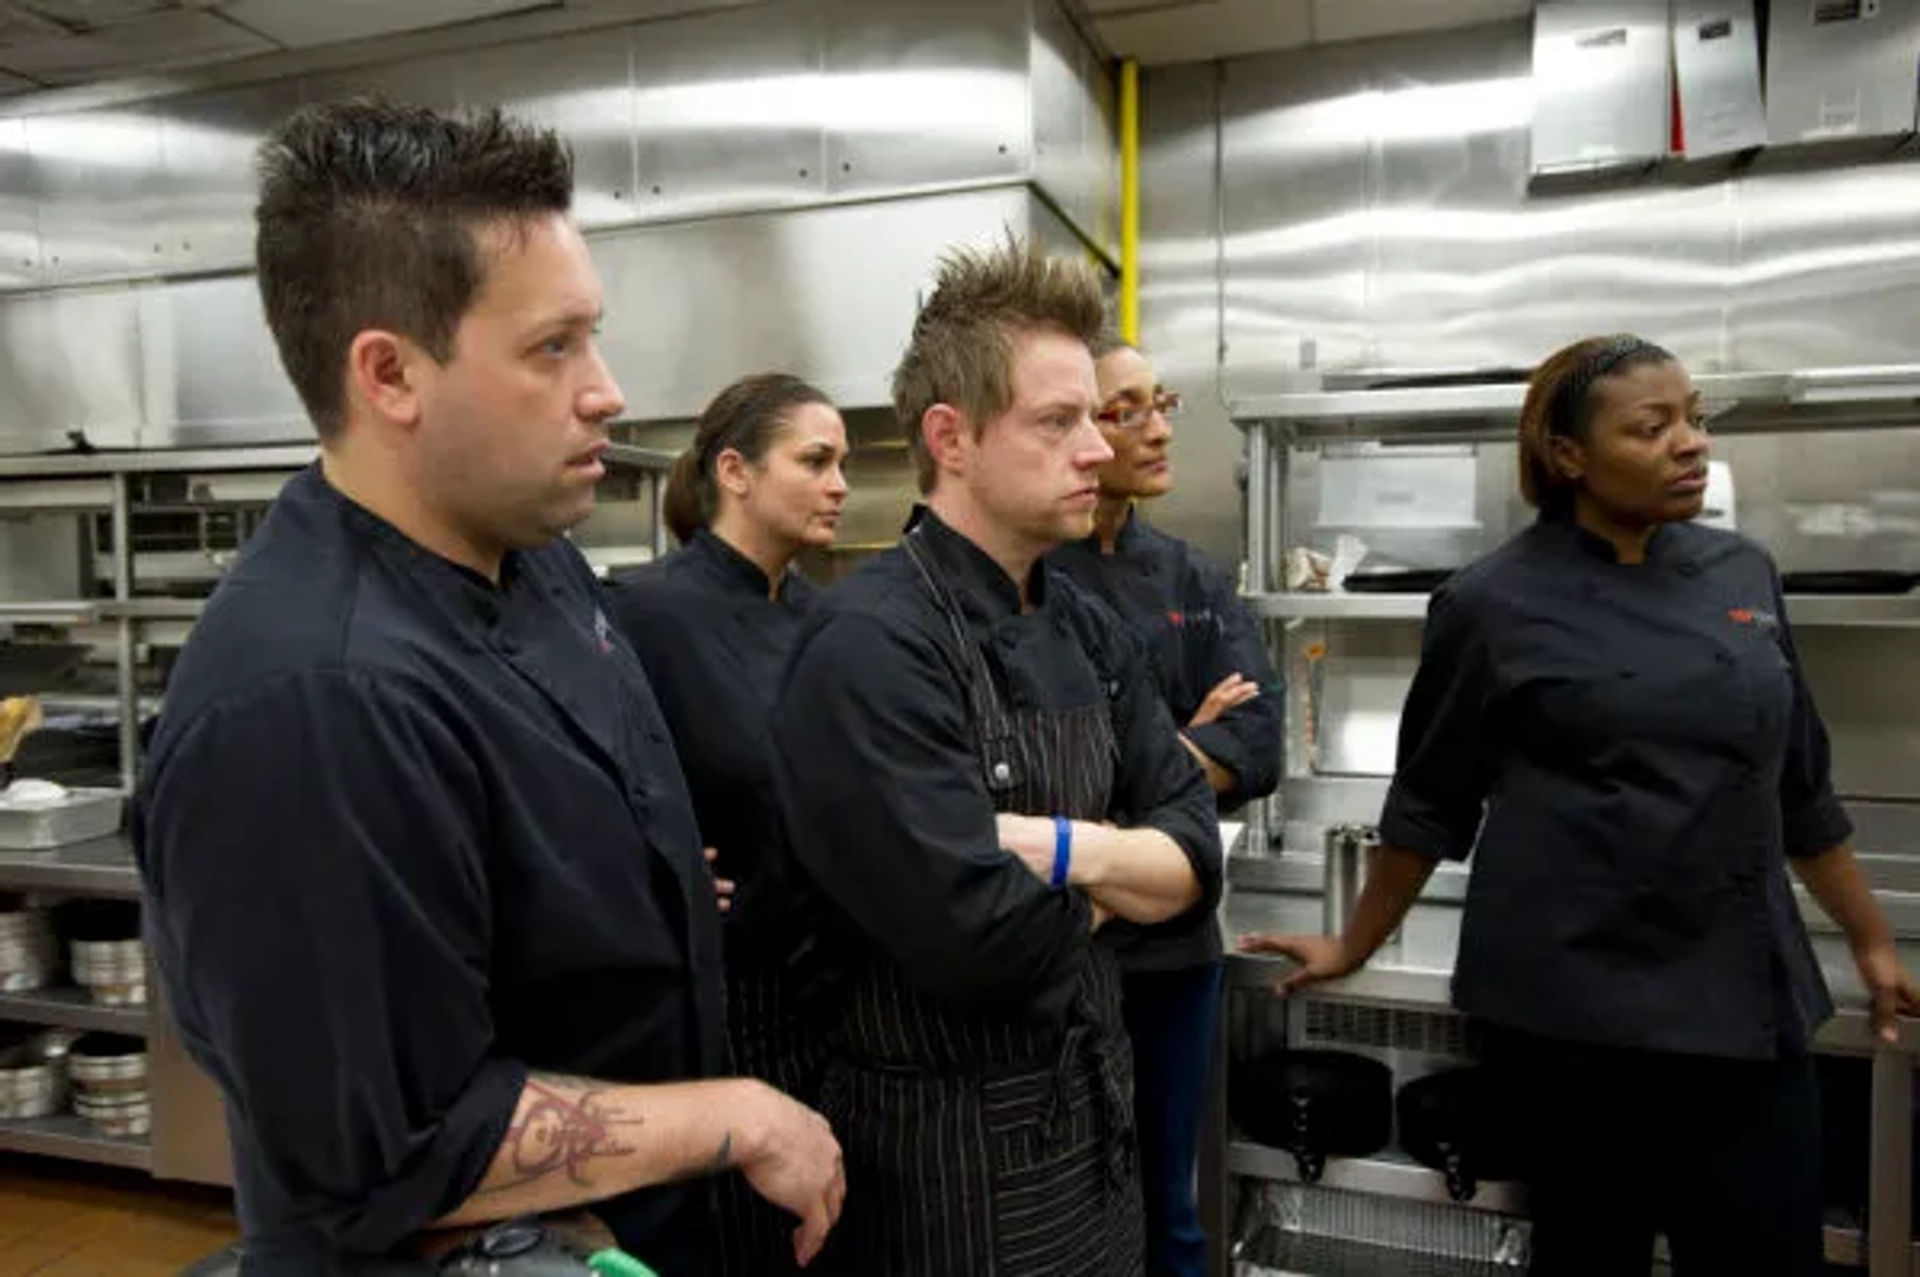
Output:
top-left (0, 600), bottom-right (103, 625)
top-left (99, 598), bottom-right (207, 620)
top-left (0, 833), bottom-right (142, 898)
top-left (0, 986), bottom-right (151, 1034)
top-left (0, 1112), bottom-right (151, 1169)
top-left (1228, 367), bottom-right (1920, 431)
top-left (602, 443), bottom-right (677, 472)
top-left (1248, 591), bottom-right (1920, 627)
top-left (1226, 952), bottom-right (1456, 1008)
top-left (1225, 951), bottom-right (1920, 1059)
top-left (1226, 1141), bottom-right (1525, 1215)
top-left (0, 444), bottom-right (319, 479)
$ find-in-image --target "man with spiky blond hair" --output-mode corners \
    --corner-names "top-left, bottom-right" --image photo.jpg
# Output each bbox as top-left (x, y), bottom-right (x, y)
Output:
top-left (767, 237), bottom-right (1222, 1276)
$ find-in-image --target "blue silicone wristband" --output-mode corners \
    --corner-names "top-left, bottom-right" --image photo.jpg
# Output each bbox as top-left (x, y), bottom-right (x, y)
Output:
top-left (1051, 815), bottom-right (1072, 888)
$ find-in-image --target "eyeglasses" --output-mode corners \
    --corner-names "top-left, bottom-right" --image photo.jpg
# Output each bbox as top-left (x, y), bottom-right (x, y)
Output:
top-left (1096, 391), bottom-right (1182, 431)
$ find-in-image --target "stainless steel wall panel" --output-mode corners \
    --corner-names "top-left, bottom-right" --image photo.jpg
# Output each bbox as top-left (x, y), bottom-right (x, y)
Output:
top-left (137, 274), bottom-right (308, 448)
top-left (25, 107), bottom-right (166, 284)
top-left (0, 288), bottom-right (143, 450)
top-left (150, 81), bottom-right (306, 276)
top-left (454, 33), bottom-right (638, 230)
top-left (590, 185), bottom-right (1042, 422)
top-left (1798, 629), bottom-right (1920, 800)
top-left (1135, 62), bottom-right (1240, 565)
top-left (1030, 0), bottom-right (1115, 255)
top-left (1703, 430), bottom-right (1920, 574)
top-left (822, 0), bottom-right (1032, 196)
top-left (628, 2), bottom-right (827, 220)
top-left (1728, 159), bottom-right (1920, 370)
top-left (1220, 43), bottom-right (1376, 387)
top-left (1031, 0), bottom-right (1090, 237)
top-left (1087, 21), bottom-right (1120, 257)
top-left (1851, 803), bottom-right (1920, 860)
top-left (0, 117), bottom-right (40, 289)
top-left (299, 52), bottom-right (463, 116)
top-left (1367, 21), bottom-right (1734, 373)
top-left (1310, 620), bottom-right (1423, 777)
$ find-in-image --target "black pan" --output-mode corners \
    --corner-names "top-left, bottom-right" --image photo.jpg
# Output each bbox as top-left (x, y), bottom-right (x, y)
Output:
top-left (1229, 1048), bottom-right (1393, 1183)
top-left (1395, 1067), bottom-right (1527, 1203)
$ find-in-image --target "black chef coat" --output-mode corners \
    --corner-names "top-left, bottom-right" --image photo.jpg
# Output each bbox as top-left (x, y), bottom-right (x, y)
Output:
top-left (133, 466), bottom-right (725, 1273)
top-left (1050, 508), bottom-right (1281, 809)
top-left (767, 509), bottom-right (1222, 1023)
top-left (1049, 509), bottom-right (1282, 971)
top-left (1379, 512), bottom-right (1851, 1059)
top-left (605, 530), bottom-right (814, 970)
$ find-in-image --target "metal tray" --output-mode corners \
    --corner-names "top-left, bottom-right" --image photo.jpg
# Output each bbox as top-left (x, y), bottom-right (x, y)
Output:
top-left (0, 788), bottom-right (124, 850)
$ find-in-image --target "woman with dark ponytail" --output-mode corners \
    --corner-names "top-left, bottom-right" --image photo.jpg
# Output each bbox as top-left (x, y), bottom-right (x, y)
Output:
top-left (606, 372), bottom-right (848, 1275)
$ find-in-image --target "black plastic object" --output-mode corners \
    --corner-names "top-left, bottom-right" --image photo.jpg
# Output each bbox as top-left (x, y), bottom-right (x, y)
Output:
top-left (1394, 1067), bottom-right (1528, 1203)
top-left (0, 642), bottom-right (87, 697)
top-left (1229, 1048), bottom-right (1394, 1183)
top-left (1361, 369), bottom-right (1533, 389)
top-left (1780, 570), bottom-right (1920, 595)
top-left (437, 1218), bottom-right (595, 1275)
top-left (1340, 569), bottom-right (1455, 594)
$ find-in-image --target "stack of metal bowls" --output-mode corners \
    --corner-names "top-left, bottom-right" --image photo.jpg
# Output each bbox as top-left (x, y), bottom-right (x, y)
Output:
top-left (64, 899), bottom-right (145, 1006)
top-left (0, 894), bottom-right (57, 993)
top-left (70, 937), bottom-right (145, 1006)
top-left (0, 1029), bottom-right (66, 1119)
top-left (67, 1032), bottom-right (149, 1137)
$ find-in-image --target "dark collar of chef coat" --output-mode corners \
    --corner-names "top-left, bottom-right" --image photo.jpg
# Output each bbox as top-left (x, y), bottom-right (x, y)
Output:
top-left (310, 464), bottom-right (549, 639)
top-left (1534, 505), bottom-right (1706, 575)
top-left (1065, 501), bottom-right (1148, 559)
top-left (908, 506), bottom-right (1051, 622)
top-left (683, 527), bottom-right (810, 604)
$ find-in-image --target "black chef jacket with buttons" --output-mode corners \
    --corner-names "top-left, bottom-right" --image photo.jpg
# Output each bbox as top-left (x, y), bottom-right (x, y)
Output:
top-left (1049, 509), bottom-right (1282, 971)
top-left (768, 510), bottom-right (1223, 1023)
top-left (1380, 512), bottom-right (1851, 1059)
top-left (133, 466), bottom-right (725, 1272)
top-left (605, 530), bottom-right (815, 971)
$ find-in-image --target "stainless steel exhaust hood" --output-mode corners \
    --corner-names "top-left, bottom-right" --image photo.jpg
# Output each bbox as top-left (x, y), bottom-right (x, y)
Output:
top-left (1765, 0), bottom-right (1920, 147)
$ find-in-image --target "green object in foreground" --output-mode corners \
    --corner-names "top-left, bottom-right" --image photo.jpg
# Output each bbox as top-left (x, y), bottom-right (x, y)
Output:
top-left (586, 1250), bottom-right (660, 1277)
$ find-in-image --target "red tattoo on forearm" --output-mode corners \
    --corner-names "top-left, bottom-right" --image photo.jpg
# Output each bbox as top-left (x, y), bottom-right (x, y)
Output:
top-left (489, 1075), bottom-right (647, 1191)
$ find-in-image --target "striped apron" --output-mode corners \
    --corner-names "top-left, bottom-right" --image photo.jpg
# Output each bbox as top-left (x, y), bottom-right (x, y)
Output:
top-left (812, 534), bottom-right (1145, 1277)
top-left (716, 955), bottom-right (830, 1276)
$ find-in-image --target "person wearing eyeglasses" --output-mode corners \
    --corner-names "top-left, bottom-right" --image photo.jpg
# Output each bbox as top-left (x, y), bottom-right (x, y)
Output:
top-left (1047, 337), bottom-right (1281, 1277)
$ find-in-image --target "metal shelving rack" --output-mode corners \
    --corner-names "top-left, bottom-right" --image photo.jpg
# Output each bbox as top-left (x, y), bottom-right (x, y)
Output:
top-left (0, 440), bottom-right (675, 1181)
top-left (1211, 366), bottom-right (1920, 1277)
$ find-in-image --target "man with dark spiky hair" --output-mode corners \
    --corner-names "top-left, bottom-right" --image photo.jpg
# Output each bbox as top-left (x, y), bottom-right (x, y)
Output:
top-left (134, 99), bottom-right (842, 1275)
top-left (768, 237), bottom-right (1222, 1276)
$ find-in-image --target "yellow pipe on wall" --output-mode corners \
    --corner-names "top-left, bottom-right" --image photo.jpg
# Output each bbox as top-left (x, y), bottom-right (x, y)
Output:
top-left (1118, 56), bottom-right (1140, 345)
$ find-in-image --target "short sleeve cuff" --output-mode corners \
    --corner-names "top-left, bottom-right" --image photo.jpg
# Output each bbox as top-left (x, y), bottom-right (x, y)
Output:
top-left (1784, 798), bottom-right (1853, 861)
top-left (1378, 782), bottom-right (1475, 863)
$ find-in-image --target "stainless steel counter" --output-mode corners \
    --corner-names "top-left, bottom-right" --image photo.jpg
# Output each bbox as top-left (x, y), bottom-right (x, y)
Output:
top-left (1220, 879), bottom-right (1920, 1056)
